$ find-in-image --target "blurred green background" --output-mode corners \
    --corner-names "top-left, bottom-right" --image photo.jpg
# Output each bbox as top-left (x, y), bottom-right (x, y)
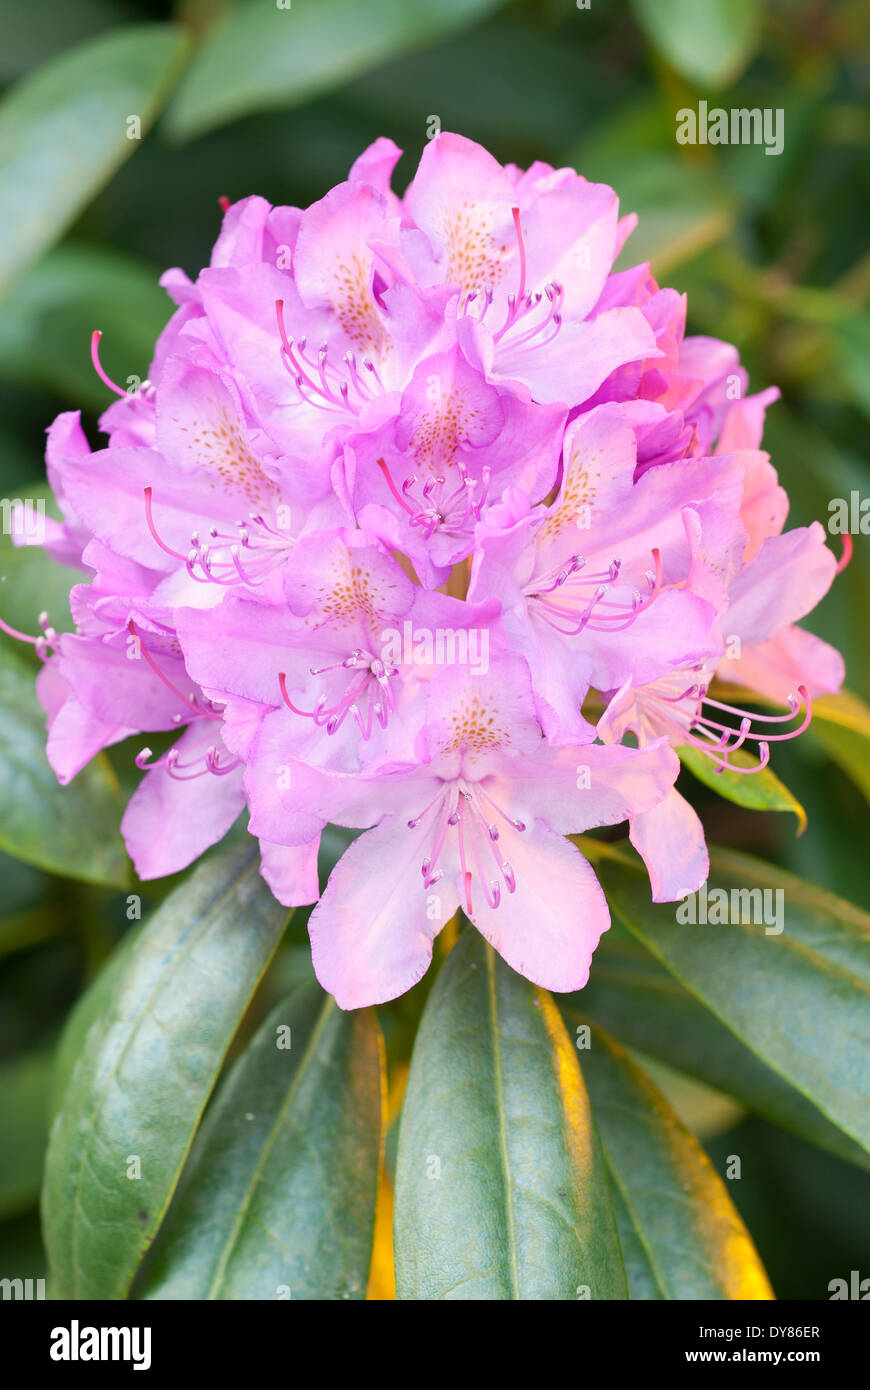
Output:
top-left (0, 0), bottom-right (868, 1300)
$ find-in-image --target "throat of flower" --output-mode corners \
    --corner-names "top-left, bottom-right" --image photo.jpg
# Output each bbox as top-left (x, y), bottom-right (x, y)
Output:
top-left (376, 456), bottom-right (489, 548)
top-left (408, 778), bottom-right (524, 914)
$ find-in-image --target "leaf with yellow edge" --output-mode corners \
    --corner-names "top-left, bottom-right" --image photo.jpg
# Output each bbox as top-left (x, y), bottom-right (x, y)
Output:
top-left (557, 1019), bottom-right (773, 1300)
top-left (678, 744), bottom-right (807, 833)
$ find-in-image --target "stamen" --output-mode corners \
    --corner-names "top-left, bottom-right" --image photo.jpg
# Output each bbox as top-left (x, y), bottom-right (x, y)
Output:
top-left (681, 684), bottom-right (812, 775)
top-left (144, 487), bottom-right (187, 561)
top-left (278, 652), bottom-right (396, 742)
top-left (409, 778), bottom-right (523, 912)
top-left (127, 619), bottom-right (223, 721)
top-left (512, 207), bottom-right (527, 307)
top-left (0, 609), bottom-right (58, 661)
top-left (836, 532), bottom-right (853, 575)
top-left (90, 330), bottom-right (127, 399)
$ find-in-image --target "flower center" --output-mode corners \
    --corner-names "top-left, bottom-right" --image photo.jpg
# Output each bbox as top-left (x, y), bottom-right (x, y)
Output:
top-left (278, 648), bottom-right (398, 740)
top-left (376, 456), bottom-right (490, 541)
top-left (407, 777), bottom-right (525, 913)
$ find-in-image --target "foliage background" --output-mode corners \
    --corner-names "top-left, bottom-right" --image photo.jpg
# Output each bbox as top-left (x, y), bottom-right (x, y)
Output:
top-left (0, 0), bottom-right (868, 1299)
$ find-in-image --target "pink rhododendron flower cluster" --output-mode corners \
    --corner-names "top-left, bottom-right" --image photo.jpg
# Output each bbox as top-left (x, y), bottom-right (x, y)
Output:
top-left (7, 134), bottom-right (845, 1008)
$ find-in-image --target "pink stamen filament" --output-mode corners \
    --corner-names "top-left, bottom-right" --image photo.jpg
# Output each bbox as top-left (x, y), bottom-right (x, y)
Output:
top-left (531, 549), bottom-right (661, 635)
top-left (145, 489), bottom-right (291, 588)
top-left (275, 302), bottom-right (377, 415)
top-left (278, 654), bottom-right (394, 741)
top-left (135, 744), bottom-right (240, 779)
top-left (0, 609), bottom-right (58, 661)
top-left (682, 685), bottom-right (812, 775)
top-left (376, 458), bottom-right (487, 537)
top-left (409, 779), bottom-right (522, 910)
top-left (127, 619), bottom-right (223, 721)
top-left (90, 330), bottom-right (128, 399)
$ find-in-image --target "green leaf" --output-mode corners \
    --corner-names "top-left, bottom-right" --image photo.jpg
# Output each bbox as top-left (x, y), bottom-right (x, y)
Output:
top-left (50, 926), bottom-right (143, 1115)
top-left (0, 24), bottom-right (189, 300)
top-left (42, 842), bottom-right (288, 1299)
top-left (167, 0), bottom-right (504, 142)
top-left (562, 1023), bottom-right (773, 1299)
top-left (143, 983), bottom-right (383, 1300)
top-left (0, 479), bottom-right (79, 640)
top-left (572, 926), bottom-right (870, 1171)
top-left (808, 692), bottom-right (870, 804)
top-left (0, 245), bottom-right (171, 411)
top-left (630, 0), bottom-right (760, 88)
top-left (0, 642), bottom-right (128, 886)
top-left (0, 1046), bottom-right (53, 1218)
top-left (394, 931), bottom-right (626, 1300)
top-left (582, 839), bottom-right (870, 1156)
top-left (678, 743), bottom-right (807, 833)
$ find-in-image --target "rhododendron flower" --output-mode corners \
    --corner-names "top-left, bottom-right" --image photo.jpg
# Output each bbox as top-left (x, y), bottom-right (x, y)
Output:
top-left (5, 132), bottom-right (845, 1008)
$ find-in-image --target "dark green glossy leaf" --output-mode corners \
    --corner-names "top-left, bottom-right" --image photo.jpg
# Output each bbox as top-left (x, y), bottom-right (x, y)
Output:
top-left (569, 1024), bottom-right (773, 1299)
top-left (0, 642), bottom-right (128, 886)
top-left (42, 842), bottom-right (288, 1299)
top-left (167, 0), bottom-right (504, 141)
top-left (143, 983), bottom-right (383, 1300)
top-left (394, 931), bottom-right (626, 1300)
top-left (583, 839), bottom-right (870, 1156)
top-left (572, 925), bottom-right (870, 1172)
top-left (808, 692), bottom-right (870, 804)
top-left (50, 925), bottom-right (142, 1115)
top-left (0, 24), bottom-right (189, 299)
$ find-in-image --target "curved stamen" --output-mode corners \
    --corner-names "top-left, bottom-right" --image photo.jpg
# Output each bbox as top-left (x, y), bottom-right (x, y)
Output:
top-left (683, 685), bottom-right (811, 774)
top-left (278, 656), bottom-right (395, 741)
top-left (0, 609), bottom-right (58, 661)
top-left (144, 487), bottom-right (188, 561)
top-left (530, 548), bottom-right (661, 636)
top-left (90, 330), bottom-right (128, 399)
top-left (127, 619), bottom-right (223, 721)
top-left (410, 778), bottom-right (523, 911)
top-left (836, 532), bottom-right (853, 575)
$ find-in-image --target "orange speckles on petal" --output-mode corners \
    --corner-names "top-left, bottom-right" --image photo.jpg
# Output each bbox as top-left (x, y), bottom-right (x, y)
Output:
top-left (306, 559), bottom-right (399, 629)
top-left (411, 390), bottom-right (482, 474)
top-left (439, 202), bottom-right (511, 292)
top-left (176, 402), bottom-right (276, 506)
top-left (333, 253), bottom-right (388, 357)
top-left (539, 445), bottom-right (603, 542)
top-left (443, 694), bottom-right (509, 755)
